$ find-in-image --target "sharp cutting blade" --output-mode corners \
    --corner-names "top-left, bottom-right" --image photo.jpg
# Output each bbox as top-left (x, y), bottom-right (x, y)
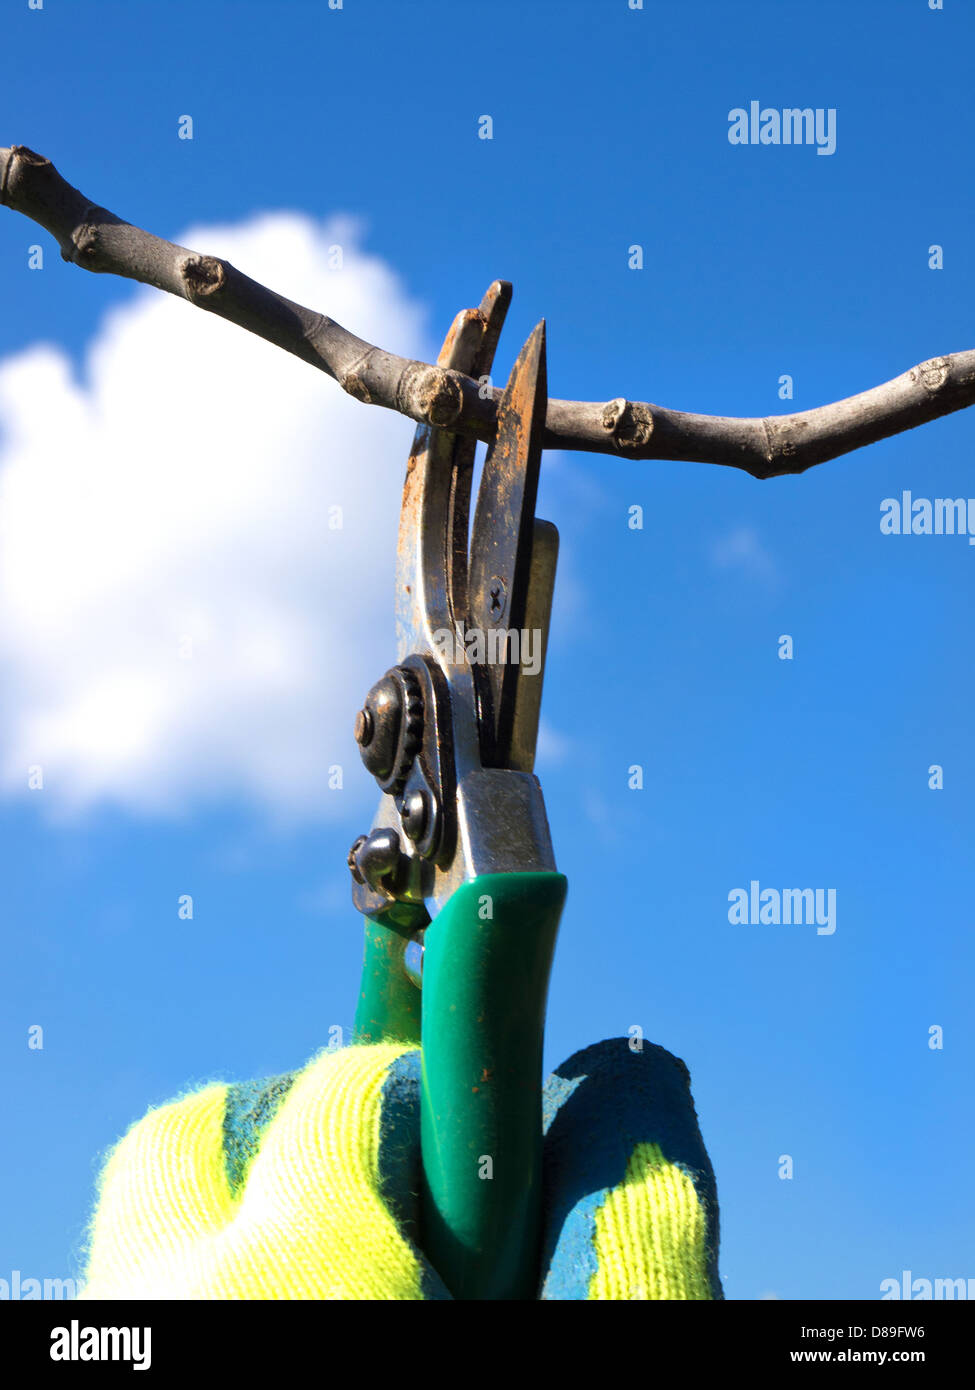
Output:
top-left (467, 321), bottom-right (548, 767)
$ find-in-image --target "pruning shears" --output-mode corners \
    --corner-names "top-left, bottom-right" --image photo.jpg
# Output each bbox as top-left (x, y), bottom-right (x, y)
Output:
top-left (347, 280), bottom-right (566, 1300)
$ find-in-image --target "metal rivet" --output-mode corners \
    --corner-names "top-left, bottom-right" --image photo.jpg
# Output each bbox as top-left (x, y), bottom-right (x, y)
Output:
top-left (346, 834), bottom-right (367, 885)
top-left (400, 789), bottom-right (429, 841)
top-left (354, 707), bottom-right (374, 746)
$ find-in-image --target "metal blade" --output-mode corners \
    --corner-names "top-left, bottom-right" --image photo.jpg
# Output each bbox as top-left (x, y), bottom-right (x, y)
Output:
top-left (506, 517), bottom-right (558, 773)
top-left (467, 320), bottom-right (548, 767)
top-left (395, 281), bottom-right (511, 676)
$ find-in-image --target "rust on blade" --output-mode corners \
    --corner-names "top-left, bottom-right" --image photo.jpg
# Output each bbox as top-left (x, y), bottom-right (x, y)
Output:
top-left (394, 282), bottom-right (512, 666)
top-left (467, 321), bottom-right (548, 767)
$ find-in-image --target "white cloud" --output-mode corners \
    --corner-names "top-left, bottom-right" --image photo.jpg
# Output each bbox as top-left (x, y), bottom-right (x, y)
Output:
top-left (709, 524), bottom-right (778, 584)
top-left (535, 718), bottom-right (572, 768)
top-left (0, 211), bottom-right (434, 821)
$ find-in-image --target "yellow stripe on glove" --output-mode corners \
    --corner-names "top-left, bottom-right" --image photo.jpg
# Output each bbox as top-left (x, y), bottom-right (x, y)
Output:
top-left (80, 1044), bottom-right (424, 1300)
top-left (79, 1038), bottom-right (721, 1300)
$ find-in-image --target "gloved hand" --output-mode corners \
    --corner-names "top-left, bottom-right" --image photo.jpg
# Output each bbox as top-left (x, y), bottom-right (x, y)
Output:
top-left (78, 1038), bottom-right (721, 1300)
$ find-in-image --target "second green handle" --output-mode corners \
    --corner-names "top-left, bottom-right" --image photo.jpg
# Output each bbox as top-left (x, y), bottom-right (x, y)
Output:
top-left (419, 870), bottom-right (567, 1300)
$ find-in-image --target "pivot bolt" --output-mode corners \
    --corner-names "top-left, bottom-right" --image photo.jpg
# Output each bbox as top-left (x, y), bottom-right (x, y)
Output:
top-left (354, 667), bottom-right (423, 795)
top-left (354, 674), bottom-right (401, 780)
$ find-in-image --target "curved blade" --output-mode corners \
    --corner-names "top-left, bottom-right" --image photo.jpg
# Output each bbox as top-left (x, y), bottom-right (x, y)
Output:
top-left (393, 281), bottom-right (511, 778)
top-left (467, 321), bottom-right (548, 767)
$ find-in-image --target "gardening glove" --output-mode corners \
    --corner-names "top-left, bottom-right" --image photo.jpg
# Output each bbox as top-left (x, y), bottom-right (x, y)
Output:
top-left (78, 1037), bottom-right (722, 1300)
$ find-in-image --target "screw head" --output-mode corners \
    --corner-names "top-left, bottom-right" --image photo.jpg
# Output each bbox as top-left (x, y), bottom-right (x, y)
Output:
top-left (400, 789), bottom-right (429, 842)
top-left (356, 828), bottom-right (404, 894)
top-left (347, 834), bottom-right (368, 884)
top-left (488, 575), bottom-right (507, 619)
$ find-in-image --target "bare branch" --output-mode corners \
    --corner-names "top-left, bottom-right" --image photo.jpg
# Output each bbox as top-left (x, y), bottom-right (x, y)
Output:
top-left (3, 144), bottom-right (974, 479)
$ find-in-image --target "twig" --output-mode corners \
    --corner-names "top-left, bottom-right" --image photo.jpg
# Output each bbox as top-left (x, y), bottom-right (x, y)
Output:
top-left (2, 144), bottom-right (973, 479)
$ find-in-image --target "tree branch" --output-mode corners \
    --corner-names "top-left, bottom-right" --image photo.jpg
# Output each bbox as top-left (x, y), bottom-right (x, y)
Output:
top-left (3, 144), bottom-right (973, 479)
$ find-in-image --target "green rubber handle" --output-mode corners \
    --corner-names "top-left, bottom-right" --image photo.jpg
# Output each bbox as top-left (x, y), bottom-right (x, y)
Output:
top-left (353, 900), bottom-right (427, 1046)
top-left (419, 871), bottom-right (567, 1300)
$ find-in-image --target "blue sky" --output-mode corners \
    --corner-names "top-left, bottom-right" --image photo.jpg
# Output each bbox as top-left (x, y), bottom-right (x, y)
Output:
top-left (1, 0), bottom-right (972, 1301)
